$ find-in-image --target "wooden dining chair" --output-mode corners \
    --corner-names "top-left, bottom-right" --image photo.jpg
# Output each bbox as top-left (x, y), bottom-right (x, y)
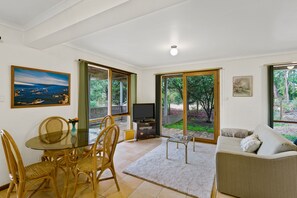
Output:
top-left (83, 115), bottom-right (115, 156)
top-left (39, 116), bottom-right (70, 145)
top-left (72, 124), bottom-right (120, 197)
top-left (39, 116), bottom-right (73, 173)
top-left (0, 129), bottom-right (60, 198)
top-left (99, 115), bottom-right (115, 130)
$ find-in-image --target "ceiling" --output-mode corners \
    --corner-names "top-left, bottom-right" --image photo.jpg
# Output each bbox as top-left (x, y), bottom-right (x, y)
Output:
top-left (1, 0), bottom-right (297, 68)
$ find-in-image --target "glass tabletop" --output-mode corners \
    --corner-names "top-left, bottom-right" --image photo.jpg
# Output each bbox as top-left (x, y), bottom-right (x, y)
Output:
top-left (25, 128), bottom-right (101, 150)
top-left (167, 134), bottom-right (193, 144)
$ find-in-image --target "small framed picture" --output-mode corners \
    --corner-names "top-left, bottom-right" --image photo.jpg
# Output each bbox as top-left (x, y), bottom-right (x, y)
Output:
top-left (11, 65), bottom-right (71, 108)
top-left (233, 76), bottom-right (253, 97)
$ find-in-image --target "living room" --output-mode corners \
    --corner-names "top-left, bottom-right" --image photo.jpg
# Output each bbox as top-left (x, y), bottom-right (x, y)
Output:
top-left (1, 0), bottom-right (297, 197)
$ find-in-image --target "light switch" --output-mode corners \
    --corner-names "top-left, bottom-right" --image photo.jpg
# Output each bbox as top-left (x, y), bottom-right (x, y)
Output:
top-left (0, 96), bottom-right (5, 102)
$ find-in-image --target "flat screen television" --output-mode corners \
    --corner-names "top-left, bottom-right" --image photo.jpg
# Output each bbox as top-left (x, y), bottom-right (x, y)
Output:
top-left (133, 103), bottom-right (155, 122)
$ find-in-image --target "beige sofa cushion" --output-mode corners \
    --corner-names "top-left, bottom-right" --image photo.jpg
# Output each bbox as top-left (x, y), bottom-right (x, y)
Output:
top-left (254, 124), bottom-right (297, 155)
top-left (216, 136), bottom-right (243, 153)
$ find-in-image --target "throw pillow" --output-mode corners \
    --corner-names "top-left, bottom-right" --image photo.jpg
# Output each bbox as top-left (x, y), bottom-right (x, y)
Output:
top-left (221, 128), bottom-right (250, 138)
top-left (240, 134), bottom-right (258, 147)
top-left (254, 125), bottom-right (297, 155)
top-left (240, 134), bottom-right (261, 153)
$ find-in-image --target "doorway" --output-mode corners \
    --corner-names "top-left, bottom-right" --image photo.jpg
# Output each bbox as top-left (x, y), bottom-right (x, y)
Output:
top-left (161, 70), bottom-right (220, 144)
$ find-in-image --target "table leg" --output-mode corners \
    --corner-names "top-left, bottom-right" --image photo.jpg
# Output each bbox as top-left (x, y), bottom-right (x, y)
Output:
top-left (166, 140), bottom-right (169, 159)
top-left (177, 142), bottom-right (179, 149)
top-left (62, 150), bottom-right (70, 198)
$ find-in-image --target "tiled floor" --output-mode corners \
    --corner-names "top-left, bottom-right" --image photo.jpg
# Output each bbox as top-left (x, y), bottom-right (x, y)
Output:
top-left (0, 137), bottom-right (232, 198)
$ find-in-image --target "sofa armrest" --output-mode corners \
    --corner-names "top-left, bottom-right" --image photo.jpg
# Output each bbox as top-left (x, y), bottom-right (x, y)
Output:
top-left (216, 151), bottom-right (297, 198)
top-left (220, 128), bottom-right (252, 138)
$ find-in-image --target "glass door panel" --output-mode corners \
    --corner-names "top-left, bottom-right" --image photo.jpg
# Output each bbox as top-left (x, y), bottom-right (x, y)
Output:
top-left (112, 72), bottom-right (128, 115)
top-left (88, 66), bottom-right (109, 129)
top-left (161, 75), bottom-right (184, 137)
top-left (184, 71), bottom-right (218, 143)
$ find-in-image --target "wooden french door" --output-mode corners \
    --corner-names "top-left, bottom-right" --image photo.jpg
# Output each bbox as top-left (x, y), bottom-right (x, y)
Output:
top-left (161, 69), bottom-right (220, 144)
top-left (183, 70), bottom-right (220, 144)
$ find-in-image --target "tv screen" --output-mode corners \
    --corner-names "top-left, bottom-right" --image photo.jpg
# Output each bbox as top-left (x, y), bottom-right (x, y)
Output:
top-left (133, 103), bottom-right (155, 121)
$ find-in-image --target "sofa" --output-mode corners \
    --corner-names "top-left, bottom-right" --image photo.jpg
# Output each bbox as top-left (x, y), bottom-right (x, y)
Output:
top-left (216, 124), bottom-right (297, 198)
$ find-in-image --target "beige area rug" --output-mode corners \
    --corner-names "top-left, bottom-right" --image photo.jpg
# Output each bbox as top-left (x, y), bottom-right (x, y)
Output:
top-left (123, 140), bottom-right (216, 198)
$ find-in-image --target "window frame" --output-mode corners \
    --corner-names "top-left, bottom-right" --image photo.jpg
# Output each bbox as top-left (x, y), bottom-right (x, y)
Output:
top-left (268, 65), bottom-right (297, 126)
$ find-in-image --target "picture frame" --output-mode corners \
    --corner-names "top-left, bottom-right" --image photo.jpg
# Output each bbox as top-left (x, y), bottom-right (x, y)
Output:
top-left (11, 65), bottom-right (71, 108)
top-left (232, 76), bottom-right (253, 97)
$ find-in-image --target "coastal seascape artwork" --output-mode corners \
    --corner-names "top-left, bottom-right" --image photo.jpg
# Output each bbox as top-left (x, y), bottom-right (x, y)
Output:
top-left (11, 66), bottom-right (70, 108)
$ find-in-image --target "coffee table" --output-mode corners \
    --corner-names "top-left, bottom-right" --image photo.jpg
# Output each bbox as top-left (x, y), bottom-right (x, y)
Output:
top-left (166, 134), bottom-right (194, 164)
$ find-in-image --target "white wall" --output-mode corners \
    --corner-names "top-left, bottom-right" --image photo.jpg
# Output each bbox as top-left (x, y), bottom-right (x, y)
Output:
top-left (138, 53), bottom-right (297, 130)
top-left (0, 24), bottom-right (140, 186)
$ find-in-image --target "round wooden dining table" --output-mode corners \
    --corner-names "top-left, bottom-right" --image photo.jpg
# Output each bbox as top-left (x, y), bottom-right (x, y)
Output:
top-left (25, 128), bottom-right (100, 198)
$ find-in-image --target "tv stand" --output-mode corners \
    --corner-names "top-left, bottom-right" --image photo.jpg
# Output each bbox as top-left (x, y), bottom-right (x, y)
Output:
top-left (139, 119), bottom-right (154, 123)
top-left (133, 120), bottom-right (156, 140)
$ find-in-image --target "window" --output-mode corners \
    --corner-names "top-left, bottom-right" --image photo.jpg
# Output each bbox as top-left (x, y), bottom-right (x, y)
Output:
top-left (269, 65), bottom-right (297, 142)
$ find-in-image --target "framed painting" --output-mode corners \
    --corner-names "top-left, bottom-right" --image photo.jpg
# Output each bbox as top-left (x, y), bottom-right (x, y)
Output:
top-left (233, 76), bottom-right (253, 97)
top-left (11, 66), bottom-right (71, 108)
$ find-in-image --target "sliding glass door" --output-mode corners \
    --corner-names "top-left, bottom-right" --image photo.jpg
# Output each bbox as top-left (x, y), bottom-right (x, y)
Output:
top-left (112, 71), bottom-right (130, 141)
top-left (184, 71), bottom-right (219, 143)
top-left (89, 66), bottom-right (109, 124)
top-left (88, 64), bottom-right (133, 142)
top-left (161, 74), bottom-right (184, 137)
top-left (160, 70), bottom-right (219, 143)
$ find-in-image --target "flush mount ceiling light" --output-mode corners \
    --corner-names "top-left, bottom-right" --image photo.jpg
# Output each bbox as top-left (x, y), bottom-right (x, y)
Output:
top-left (170, 45), bottom-right (178, 56)
top-left (287, 65), bottom-right (295, 70)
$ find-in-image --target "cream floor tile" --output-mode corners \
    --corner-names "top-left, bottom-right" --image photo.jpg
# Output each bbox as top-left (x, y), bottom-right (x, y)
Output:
top-left (157, 188), bottom-right (187, 198)
top-left (102, 174), bottom-right (143, 197)
top-left (129, 181), bottom-right (162, 198)
top-left (129, 190), bottom-right (155, 198)
top-left (103, 176), bottom-right (143, 197)
top-left (121, 175), bottom-right (144, 189)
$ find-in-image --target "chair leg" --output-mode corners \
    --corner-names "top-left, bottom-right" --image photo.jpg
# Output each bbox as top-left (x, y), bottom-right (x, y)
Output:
top-left (16, 181), bottom-right (25, 198)
top-left (50, 176), bottom-right (60, 198)
top-left (6, 181), bottom-right (15, 198)
top-left (72, 170), bottom-right (79, 198)
top-left (92, 171), bottom-right (97, 198)
top-left (96, 170), bottom-right (104, 182)
top-left (110, 164), bottom-right (120, 191)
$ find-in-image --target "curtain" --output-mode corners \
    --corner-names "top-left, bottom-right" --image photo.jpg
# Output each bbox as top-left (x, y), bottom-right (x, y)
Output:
top-left (130, 74), bottom-right (137, 127)
top-left (155, 75), bottom-right (161, 135)
top-left (78, 60), bottom-right (89, 129)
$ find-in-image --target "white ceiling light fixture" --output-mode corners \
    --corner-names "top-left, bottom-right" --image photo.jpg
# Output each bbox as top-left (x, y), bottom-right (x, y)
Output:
top-left (170, 45), bottom-right (178, 56)
top-left (287, 65), bottom-right (295, 70)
